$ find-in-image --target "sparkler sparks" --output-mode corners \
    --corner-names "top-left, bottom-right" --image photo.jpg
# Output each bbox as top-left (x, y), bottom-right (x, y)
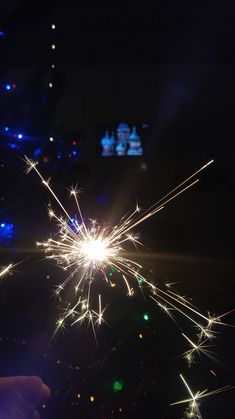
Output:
top-left (25, 156), bottom-right (220, 343)
top-left (0, 264), bottom-right (13, 279)
top-left (0, 260), bottom-right (24, 280)
top-left (171, 374), bottom-right (234, 419)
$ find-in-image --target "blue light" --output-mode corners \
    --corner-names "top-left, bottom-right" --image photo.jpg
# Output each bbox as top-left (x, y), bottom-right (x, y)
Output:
top-left (0, 223), bottom-right (14, 242)
top-left (4, 126), bottom-right (9, 132)
top-left (98, 195), bottom-right (106, 205)
top-left (33, 147), bottom-right (42, 158)
top-left (70, 217), bottom-right (79, 231)
top-left (17, 133), bottom-right (23, 139)
top-left (9, 143), bottom-right (17, 149)
top-left (5, 84), bottom-right (11, 91)
top-left (0, 31), bottom-right (5, 37)
top-left (72, 150), bottom-right (77, 156)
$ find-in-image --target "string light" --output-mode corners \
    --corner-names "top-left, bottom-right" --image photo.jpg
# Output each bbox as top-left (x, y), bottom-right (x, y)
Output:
top-left (48, 82), bottom-right (53, 88)
top-left (51, 24), bottom-right (56, 30)
top-left (51, 44), bottom-right (56, 50)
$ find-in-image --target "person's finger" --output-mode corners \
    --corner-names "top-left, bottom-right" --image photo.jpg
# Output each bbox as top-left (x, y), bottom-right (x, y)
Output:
top-left (40, 384), bottom-right (51, 404)
top-left (0, 376), bottom-right (50, 419)
top-left (0, 377), bottom-right (29, 392)
top-left (17, 377), bottom-right (47, 407)
top-left (0, 377), bottom-right (50, 401)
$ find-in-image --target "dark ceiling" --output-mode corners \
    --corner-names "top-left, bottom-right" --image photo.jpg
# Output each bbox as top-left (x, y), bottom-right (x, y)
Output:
top-left (1, 0), bottom-right (235, 65)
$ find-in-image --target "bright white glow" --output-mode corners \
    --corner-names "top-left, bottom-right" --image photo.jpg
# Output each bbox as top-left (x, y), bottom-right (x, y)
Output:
top-left (51, 24), bottom-right (56, 29)
top-left (51, 64), bottom-right (55, 69)
top-left (51, 44), bottom-right (56, 50)
top-left (49, 82), bottom-right (53, 88)
top-left (49, 137), bottom-right (54, 142)
top-left (82, 239), bottom-right (108, 262)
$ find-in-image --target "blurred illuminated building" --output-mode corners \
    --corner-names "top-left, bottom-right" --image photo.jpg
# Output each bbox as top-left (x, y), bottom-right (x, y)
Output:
top-left (127, 126), bottom-right (143, 156)
top-left (101, 123), bottom-right (143, 156)
top-left (101, 131), bottom-right (115, 156)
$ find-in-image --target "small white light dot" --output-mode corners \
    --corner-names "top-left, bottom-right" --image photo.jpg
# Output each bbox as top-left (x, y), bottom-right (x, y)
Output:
top-left (51, 44), bottom-right (56, 50)
top-left (51, 24), bottom-right (56, 30)
top-left (49, 82), bottom-right (53, 88)
top-left (51, 64), bottom-right (55, 69)
top-left (49, 137), bottom-right (54, 142)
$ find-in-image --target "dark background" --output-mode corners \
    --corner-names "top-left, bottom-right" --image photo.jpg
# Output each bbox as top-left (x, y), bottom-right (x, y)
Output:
top-left (0, 1), bottom-right (235, 418)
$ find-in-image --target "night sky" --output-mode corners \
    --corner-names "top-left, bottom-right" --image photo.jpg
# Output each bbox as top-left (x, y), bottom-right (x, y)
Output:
top-left (0, 1), bottom-right (235, 418)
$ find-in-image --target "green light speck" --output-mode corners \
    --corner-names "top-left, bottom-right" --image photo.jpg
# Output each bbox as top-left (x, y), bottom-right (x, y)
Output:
top-left (113, 380), bottom-right (124, 392)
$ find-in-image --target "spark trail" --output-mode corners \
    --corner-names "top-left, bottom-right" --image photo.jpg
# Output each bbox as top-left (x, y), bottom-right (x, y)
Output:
top-left (0, 260), bottom-right (24, 280)
top-left (0, 264), bottom-right (13, 279)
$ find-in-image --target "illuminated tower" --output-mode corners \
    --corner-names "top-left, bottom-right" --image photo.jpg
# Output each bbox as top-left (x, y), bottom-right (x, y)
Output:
top-left (116, 123), bottom-right (130, 155)
top-left (101, 131), bottom-right (115, 156)
top-left (127, 126), bottom-right (143, 156)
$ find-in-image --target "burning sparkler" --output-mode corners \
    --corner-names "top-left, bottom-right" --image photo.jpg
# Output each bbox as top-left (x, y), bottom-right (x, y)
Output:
top-left (25, 157), bottom-right (223, 340)
top-left (26, 157), bottom-right (228, 344)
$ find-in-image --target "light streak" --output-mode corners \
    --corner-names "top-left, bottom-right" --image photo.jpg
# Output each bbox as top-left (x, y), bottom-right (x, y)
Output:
top-left (0, 260), bottom-right (25, 280)
top-left (171, 374), bottom-right (234, 419)
top-left (0, 264), bottom-right (13, 279)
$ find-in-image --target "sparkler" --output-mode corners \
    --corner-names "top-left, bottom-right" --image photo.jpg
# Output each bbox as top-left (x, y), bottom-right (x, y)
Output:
top-left (25, 157), bottom-right (222, 343)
